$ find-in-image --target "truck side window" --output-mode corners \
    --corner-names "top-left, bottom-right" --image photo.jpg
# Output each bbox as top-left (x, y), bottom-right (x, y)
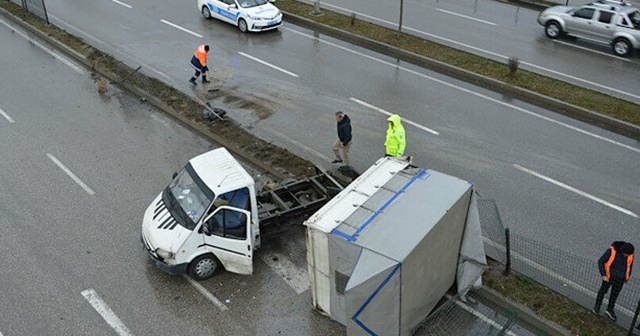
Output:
top-left (206, 209), bottom-right (247, 240)
top-left (598, 11), bottom-right (613, 24)
top-left (573, 8), bottom-right (595, 20)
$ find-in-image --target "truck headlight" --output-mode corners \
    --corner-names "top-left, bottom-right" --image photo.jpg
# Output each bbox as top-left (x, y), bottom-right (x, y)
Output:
top-left (156, 248), bottom-right (174, 261)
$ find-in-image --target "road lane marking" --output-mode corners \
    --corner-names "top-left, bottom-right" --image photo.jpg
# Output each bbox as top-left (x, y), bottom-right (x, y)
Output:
top-left (160, 19), bottom-right (203, 38)
top-left (0, 107), bottom-right (15, 123)
top-left (47, 153), bottom-right (96, 195)
top-left (0, 18), bottom-right (85, 74)
top-left (350, 97), bottom-right (440, 135)
top-left (284, 27), bottom-right (640, 155)
top-left (296, 2), bottom-right (640, 103)
top-left (238, 52), bottom-right (299, 78)
top-left (111, 0), bottom-right (132, 9)
top-left (435, 8), bottom-right (496, 26)
top-left (81, 289), bottom-right (134, 336)
top-left (258, 250), bottom-right (310, 294)
top-left (513, 164), bottom-right (638, 218)
top-left (184, 275), bottom-right (229, 311)
top-left (553, 40), bottom-right (633, 62)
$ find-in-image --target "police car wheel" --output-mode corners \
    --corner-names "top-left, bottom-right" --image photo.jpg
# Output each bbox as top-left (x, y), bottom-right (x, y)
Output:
top-left (238, 18), bottom-right (248, 33)
top-left (202, 6), bottom-right (212, 20)
top-left (188, 254), bottom-right (221, 280)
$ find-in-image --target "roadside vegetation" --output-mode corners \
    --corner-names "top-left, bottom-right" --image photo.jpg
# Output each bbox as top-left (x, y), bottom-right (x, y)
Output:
top-left (276, 0), bottom-right (640, 128)
top-left (0, 0), bottom-right (632, 334)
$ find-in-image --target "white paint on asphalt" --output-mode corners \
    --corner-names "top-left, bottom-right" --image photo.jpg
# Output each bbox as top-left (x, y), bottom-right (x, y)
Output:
top-left (111, 0), bottom-right (132, 9)
top-left (350, 97), bottom-right (440, 135)
top-left (513, 164), bottom-right (638, 218)
top-left (81, 289), bottom-right (134, 336)
top-left (0, 18), bottom-right (85, 74)
top-left (47, 153), bottom-right (96, 195)
top-left (0, 107), bottom-right (15, 123)
top-left (184, 275), bottom-right (229, 311)
top-left (435, 9), bottom-right (496, 26)
top-left (258, 250), bottom-right (310, 294)
top-left (552, 40), bottom-right (633, 62)
top-left (238, 52), bottom-right (299, 78)
top-left (161, 19), bottom-right (203, 38)
top-left (285, 27), bottom-right (640, 156)
top-left (299, 2), bottom-right (640, 103)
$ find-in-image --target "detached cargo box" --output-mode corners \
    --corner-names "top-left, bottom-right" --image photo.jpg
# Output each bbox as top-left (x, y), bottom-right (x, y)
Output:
top-left (305, 157), bottom-right (486, 336)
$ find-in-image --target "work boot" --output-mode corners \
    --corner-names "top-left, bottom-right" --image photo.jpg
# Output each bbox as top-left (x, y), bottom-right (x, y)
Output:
top-left (605, 310), bottom-right (617, 321)
top-left (202, 77), bottom-right (211, 84)
top-left (189, 77), bottom-right (197, 86)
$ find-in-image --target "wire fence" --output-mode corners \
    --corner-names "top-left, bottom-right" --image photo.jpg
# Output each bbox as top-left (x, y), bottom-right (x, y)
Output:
top-left (414, 288), bottom-right (523, 336)
top-left (9, 0), bottom-right (48, 23)
top-left (479, 196), bottom-right (640, 334)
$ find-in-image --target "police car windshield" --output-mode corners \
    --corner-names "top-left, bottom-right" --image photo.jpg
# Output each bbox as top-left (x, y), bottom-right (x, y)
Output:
top-left (238, 0), bottom-right (267, 9)
top-left (164, 164), bottom-right (214, 230)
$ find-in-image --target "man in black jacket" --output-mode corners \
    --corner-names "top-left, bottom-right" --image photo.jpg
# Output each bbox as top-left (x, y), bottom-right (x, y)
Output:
top-left (593, 241), bottom-right (634, 321)
top-left (331, 111), bottom-right (352, 166)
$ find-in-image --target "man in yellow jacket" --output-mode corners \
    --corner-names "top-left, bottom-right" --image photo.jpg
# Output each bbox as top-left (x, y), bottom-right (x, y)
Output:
top-left (384, 114), bottom-right (406, 157)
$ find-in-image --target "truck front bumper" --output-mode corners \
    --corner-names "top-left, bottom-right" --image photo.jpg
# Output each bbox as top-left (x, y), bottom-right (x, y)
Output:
top-left (148, 254), bottom-right (188, 275)
top-left (141, 234), bottom-right (188, 275)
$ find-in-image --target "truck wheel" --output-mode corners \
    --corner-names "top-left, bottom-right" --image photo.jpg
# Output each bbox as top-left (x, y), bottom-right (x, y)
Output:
top-left (545, 21), bottom-right (562, 39)
top-left (188, 254), bottom-right (221, 280)
top-left (612, 38), bottom-right (632, 57)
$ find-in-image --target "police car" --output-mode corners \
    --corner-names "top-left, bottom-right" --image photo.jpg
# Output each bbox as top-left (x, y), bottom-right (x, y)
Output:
top-left (197, 0), bottom-right (282, 33)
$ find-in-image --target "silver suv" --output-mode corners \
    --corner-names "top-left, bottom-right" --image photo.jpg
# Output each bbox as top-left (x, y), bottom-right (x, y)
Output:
top-left (537, 0), bottom-right (640, 57)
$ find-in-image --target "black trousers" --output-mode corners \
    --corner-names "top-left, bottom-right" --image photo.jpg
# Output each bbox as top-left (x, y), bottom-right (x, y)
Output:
top-left (595, 278), bottom-right (624, 311)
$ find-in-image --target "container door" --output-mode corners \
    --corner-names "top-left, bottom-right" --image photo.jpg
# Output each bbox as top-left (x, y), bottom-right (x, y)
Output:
top-left (201, 206), bottom-right (253, 275)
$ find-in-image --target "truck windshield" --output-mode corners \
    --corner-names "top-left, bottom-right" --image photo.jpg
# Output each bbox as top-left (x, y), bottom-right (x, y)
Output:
top-left (163, 163), bottom-right (214, 230)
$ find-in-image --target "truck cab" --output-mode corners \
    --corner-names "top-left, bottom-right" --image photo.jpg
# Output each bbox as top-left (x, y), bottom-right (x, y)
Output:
top-left (141, 148), bottom-right (260, 280)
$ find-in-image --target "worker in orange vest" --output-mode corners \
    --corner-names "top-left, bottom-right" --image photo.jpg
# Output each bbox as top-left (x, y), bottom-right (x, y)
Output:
top-left (189, 45), bottom-right (210, 86)
top-left (593, 241), bottom-right (634, 321)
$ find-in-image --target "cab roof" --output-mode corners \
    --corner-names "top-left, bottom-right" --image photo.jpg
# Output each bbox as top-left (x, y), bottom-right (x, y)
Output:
top-left (189, 148), bottom-right (254, 195)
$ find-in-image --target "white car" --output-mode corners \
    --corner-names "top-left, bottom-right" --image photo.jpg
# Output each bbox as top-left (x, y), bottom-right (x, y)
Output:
top-left (197, 0), bottom-right (282, 33)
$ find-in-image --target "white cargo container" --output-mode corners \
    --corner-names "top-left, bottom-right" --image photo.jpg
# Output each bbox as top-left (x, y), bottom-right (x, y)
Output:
top-left (305, 156), bottom-right (486, 336)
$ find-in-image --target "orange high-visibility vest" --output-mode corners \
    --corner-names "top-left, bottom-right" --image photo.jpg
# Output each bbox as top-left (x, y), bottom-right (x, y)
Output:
top-left (194, 45), bottom-right (208, 66)
top-left (604, 246), bottom-right (634, 281)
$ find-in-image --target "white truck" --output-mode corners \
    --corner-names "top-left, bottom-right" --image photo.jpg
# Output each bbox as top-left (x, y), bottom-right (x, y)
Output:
top-left (141, 147), bottom-right (341, 280)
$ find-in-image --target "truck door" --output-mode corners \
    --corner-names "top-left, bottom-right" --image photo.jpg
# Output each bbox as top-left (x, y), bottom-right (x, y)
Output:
top-left (201, 205), bottom-right (253, 275)
top-left (566, 7), bottom-right (596, 38)
top-left (591, 10), bottom-right (615, 41)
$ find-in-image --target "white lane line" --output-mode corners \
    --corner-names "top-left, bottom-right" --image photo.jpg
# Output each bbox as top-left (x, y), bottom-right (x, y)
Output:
top-left (160, 19), bottom-right (203, 38)
top-left (184, 275), bottom-right (229, 311)
top-left (350, 97), bottom-right (440, 135)
top-left (284, 27), bottom-right (640, 155)
top-left (553, 40), bottom-right (633, 62)
top-left (111, 0), bottom-right (132, 8)
top-left (300, 2), bottom-right (640, 102)
top-left (0, 107), bottom-right (15, 123)
top-left (238, 52), bottom-right (299, 78)
top-left (47, 153), bottom-right (96, 195)
top-left (0, 18), bottom-right (85, 74)
top-left (81, 289), bottom-right (134, 336)
top-left (513, 164), bottom-right (638, 218)
top-left (258, 250), bottom-right (310, 294)
top-left (435, 8), bottom-right (496, 26)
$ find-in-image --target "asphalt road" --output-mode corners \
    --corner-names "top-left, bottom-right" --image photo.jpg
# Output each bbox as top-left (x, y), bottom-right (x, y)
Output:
top-left (298, 0), bottom-right (640, 104)
top-left (32, 0), bottom-right (640, 258)
top-left (0, 24), bottom-right (344, 336)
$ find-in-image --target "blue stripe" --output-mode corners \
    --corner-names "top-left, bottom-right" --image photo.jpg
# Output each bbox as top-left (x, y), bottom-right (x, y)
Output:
top-left (331, 169), bottom-right (429, 242)
top-left (352, 263), bottom-right (401, 335)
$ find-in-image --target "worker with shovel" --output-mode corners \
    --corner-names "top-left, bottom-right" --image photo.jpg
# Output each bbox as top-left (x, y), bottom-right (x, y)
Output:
top-left (189, 45), bottom-right (210, 86)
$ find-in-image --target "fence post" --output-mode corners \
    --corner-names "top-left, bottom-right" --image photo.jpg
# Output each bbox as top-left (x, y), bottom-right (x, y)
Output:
top-left (628, 299), bottom-right (640, 336)
top-left (503, 227), bottom-right (511, 276)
